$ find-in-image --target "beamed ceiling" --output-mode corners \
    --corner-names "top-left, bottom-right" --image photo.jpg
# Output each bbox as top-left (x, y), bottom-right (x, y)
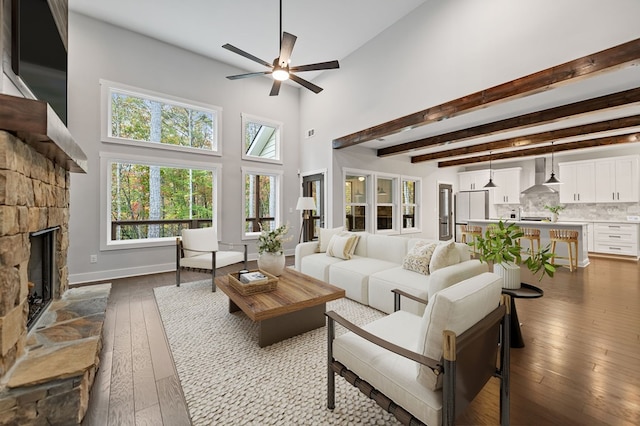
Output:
top-left (332, 38), bottom-right (640, 168)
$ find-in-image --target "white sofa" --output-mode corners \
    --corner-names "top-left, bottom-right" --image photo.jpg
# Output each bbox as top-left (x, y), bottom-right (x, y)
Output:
top-left (295, 232), bottom-right (488, 315)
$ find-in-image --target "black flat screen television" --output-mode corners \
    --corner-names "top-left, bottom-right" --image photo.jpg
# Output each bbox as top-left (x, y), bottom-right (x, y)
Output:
top-left (11, 0), bottom-right (68, 125)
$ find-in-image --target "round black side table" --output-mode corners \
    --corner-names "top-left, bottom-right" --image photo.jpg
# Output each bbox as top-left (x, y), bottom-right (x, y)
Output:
top-left (501, 283), bottom-right (544, 348)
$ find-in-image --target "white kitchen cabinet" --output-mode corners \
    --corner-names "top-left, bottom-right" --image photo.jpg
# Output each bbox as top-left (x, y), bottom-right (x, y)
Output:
top-left (458, 170), bottom-right (490, 191)
top-left (593, 222), bottom-right (639, 258)
top-left (587, 222), bottom-right (594, 252)
top-left (559, 161), bottom-right (596, 203)
top-left (594, 156), bottom-right (639, 203)
top-left (491, 168), bottom-right (521, 204)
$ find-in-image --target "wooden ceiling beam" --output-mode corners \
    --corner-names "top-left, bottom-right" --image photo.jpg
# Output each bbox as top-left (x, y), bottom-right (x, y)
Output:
top-left (332, 38), bottom-right (640, 150)
top-left (437, 133), bottom-right (640, 167)
top-left (379, 87), bottom-right (640, 157)
top-left (410, 115), bottom-right (640, 163)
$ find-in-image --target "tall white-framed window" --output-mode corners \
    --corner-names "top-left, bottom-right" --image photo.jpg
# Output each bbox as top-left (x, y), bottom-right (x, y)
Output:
top-left (241, 113), bottom-right (283, 164)
top-left (344, 170), bottom-right (370, 232)
top-left (100, 79), bottom-right (222, 156)
top-left (242, 167), bottom-right (283, 239)
top-left (375, 175), bottom-right (398, 234)
top-left (100, 152), bottom-right (221, 250)
top-left (401, 176), bottom-right (421, 234)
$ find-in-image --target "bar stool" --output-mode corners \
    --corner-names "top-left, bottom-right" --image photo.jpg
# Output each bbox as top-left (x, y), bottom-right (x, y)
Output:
top-left (486, 224), bottom-right (500, 236)
top-left (519, 227), bottom-right (541, 254)
top-left (460, 225), bottom-right (482, 254)
top-left (549, 229), bottom-right (579, 271)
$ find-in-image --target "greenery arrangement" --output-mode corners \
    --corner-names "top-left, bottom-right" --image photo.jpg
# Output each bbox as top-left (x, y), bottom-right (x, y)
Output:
top-left (471, 220), bottom-right (556, 281)
top-left (257, 223), bottom-right (292, 254)
top-left (544, 204), bottom-right (565, 215)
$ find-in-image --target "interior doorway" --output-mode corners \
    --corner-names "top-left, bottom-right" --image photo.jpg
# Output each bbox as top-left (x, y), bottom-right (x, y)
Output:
top-left (438, 183), bottom-right (453, 241)
top-left (302, 173), bottom-right (324, 241)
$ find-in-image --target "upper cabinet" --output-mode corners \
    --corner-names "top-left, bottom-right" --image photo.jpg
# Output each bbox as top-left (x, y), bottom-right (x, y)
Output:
top-left (559, 161), bottom-right (596, 203)
top-left (491, 168), bottom-right (521, 204)
top-left (560, 155), bottom-right (639, 204)
top-left (458, 170), bottom-right (490, 191)
top-left (594, 156), bottom-right (639, 203)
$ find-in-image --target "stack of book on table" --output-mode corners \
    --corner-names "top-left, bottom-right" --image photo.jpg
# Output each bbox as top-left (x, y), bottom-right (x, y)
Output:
top-left (239, 271), bottom-right (269, 284)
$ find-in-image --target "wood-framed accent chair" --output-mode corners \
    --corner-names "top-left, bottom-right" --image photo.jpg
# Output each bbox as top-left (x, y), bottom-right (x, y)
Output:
top-left (176, 227), bottom-right (248, 291)
top-left (326, 272), bottom-right (511, 426)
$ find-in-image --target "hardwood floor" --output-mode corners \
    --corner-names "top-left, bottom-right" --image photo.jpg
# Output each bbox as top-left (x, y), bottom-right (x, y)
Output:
top-left (80, 256), bottom-right (639, 425)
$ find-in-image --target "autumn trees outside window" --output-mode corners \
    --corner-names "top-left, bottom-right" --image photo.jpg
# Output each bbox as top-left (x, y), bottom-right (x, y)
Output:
top-left (100, 81), bottom-right (222, 249)
top-left (242, 168), bottom-right (283, 239)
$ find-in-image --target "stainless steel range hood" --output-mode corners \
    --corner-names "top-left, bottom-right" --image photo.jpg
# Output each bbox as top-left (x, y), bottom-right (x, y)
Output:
top-left (521, 158), bottom-right (557, 194)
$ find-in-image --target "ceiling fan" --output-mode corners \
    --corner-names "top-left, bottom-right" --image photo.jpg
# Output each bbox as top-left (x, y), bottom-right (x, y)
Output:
top-left (222, 0), bottom-right (340, 96)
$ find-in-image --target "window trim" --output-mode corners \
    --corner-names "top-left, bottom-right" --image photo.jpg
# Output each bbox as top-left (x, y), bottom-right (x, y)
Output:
top-left (100, 151), bottom-right (222, 251)
top-left (401, 175), bottom-right (422, 234)
top-left (100, 79), bottom-right (223, 156)
top-left (241, 113), bottom-right (283, 164)
top-left (241, 166), bottom-right (284, 240)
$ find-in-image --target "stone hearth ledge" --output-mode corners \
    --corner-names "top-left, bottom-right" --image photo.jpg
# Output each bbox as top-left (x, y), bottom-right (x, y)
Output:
top-left (0, 284), bottom-right (110, 424)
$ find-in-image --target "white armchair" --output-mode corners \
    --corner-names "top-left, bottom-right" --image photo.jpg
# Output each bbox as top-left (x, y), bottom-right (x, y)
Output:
top-left (326, 272), bottom-right (511, 425)
top-left (176, 227), bottom-right (247, 291)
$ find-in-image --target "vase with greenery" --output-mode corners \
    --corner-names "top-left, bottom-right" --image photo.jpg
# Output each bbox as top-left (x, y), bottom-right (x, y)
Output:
top-left (544, 204), bottom-right (565, 223)
top-left (256, 223), bottom-right (291, 276)
top-left (471, 220), bottom-right (556, 288)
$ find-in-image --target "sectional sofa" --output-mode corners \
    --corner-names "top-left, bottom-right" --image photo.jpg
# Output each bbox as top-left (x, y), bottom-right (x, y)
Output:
top-left (294, 230), bottom-right (488, 315)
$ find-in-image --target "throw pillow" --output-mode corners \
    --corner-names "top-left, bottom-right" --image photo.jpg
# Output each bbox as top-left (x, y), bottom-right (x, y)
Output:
top-left (326, 233), bottom-right (360, 260)
top-left (429, 240), bottom-right (460, 273)
top-left (402, 241), bottom-right (438, 275)
top-left (317, 226), bottom-right (344, 253)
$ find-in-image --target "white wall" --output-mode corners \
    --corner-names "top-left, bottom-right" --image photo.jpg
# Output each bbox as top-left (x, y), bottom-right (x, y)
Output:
top-left (67, 12), bottom-right (301, 284)
top-left (298, 0), bottom-right (640, 236)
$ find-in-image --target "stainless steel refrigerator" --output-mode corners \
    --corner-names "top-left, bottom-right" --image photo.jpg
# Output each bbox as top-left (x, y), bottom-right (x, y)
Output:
top-left (455, 191), bottom-right (489, 241)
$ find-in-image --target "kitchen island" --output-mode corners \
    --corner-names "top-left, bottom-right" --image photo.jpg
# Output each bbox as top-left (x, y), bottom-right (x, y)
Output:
top-left (467, 219), bottom-right (590, 268)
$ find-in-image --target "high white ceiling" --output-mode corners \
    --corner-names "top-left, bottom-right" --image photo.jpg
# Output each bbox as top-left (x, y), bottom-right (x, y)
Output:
top-left (69, 0), bottom-right (428, 81)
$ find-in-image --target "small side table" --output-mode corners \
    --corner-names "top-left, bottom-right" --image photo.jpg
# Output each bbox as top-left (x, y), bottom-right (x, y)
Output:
top-left (501, 283), bottom-right (544, 348)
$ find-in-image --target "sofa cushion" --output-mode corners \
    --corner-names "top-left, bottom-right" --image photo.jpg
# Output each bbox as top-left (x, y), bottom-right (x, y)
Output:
top-left (326, 232), bottom-right (360, 260)
top-left (300, 253), bottom-right (345, 282)
top-left (333, 311), bottom-right (441, 426)
top-left (368, 266), bottom-right (429, 315)
top-left (402, 241), bottom-right (438, 275)
top-left (329, 258), bottom-right (398, 305)
top-left (366, 234), bottom-right (408, 264)
top-left (429, 240), bottom-right (460, 273)
top-left (317, 226), bottom-right (344, 252)
top-left (416, 272), bottom-right (503, 390)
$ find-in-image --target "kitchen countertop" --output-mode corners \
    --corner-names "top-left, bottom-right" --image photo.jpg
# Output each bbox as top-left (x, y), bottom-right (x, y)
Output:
top-left (476, 219), bottom-right (589, 226)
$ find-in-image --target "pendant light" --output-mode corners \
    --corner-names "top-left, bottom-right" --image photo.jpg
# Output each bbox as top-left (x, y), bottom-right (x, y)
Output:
top-left (544, 142), bottom-right (562, 185)
top-left (484, 151), bottom-right (497, 188)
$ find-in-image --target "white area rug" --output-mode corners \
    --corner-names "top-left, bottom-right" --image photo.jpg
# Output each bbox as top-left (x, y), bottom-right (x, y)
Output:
top-left (154, 280), bottom-right (402, 425)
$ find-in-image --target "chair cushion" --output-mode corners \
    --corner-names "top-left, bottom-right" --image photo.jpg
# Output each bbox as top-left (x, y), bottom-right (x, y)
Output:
top-left (429, 240), bottom-right (460, 273)
top-left (402, 241), bottom-right (438, 275)
top-left (326, 233), bottom-right (360, 260)
top-left (181, 227), bottom-right (218, 257)
top-left (317, 226), bottom-right (344, 253)
top-left (416, 272), bottom-right (503, 390)
top-left (180, 251), bottom-right (245, 270)
top-left (333, 311), bottom-right (442, 426)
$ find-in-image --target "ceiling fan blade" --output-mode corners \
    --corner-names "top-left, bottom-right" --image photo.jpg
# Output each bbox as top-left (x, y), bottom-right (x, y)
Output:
top-left (269, 80), bottom-right (282, 96)
top-left (290, 60), bottom-right (340, 73)
top-left (290, 74), bottom-right (323, 94)
top-left (278, 32), bottom-right (297, 65)
top-left (222, 43), bottom-right (273, 68)
top-left (226, 71), bottom-right (272, 80)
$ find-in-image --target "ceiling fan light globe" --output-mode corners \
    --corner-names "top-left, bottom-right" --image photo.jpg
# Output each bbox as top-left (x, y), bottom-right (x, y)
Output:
top-left (272, 68), bottom-right (290, 81)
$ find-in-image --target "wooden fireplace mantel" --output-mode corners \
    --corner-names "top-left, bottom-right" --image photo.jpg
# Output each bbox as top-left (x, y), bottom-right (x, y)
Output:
top-left (0, 93), bottom-right (87, 173)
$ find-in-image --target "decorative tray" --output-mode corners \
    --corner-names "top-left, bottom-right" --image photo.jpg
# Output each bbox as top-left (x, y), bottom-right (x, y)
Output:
top-left (227, 269), bottom-right (278, 296)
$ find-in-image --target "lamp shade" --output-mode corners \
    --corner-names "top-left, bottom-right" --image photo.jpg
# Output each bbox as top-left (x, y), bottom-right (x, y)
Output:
top-left (296, 196), bottom-right (316, 211)
top-left (543, 172), bottom-right (562, 185)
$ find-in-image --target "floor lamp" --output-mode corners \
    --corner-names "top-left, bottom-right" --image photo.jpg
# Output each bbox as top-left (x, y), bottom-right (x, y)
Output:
top-left (296, 197), bottom-right (317, 243)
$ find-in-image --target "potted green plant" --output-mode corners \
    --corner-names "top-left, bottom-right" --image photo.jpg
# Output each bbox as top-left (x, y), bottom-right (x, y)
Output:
top-left (256, 223), bottom-right (292, 276)
top-left (471, 220), bottom-right (556, 288)
top-left (544, 204), bottom-right (565, 223)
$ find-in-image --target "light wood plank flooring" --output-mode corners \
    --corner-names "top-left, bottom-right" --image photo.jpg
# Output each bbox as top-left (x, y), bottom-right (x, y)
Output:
top-left (81, 256), bottom-right (639, 425)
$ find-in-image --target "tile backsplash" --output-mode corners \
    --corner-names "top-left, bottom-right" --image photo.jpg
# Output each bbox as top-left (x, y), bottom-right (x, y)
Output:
top-left (494, 192), bottom-right (640, 222)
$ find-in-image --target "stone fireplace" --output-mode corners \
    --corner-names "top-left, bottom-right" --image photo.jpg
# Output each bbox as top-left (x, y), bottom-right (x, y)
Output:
top-left (0, 95), bottom-right (108, 425)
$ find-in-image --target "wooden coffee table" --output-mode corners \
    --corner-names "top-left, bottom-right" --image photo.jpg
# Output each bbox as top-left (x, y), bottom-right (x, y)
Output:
top-left (215, 268), bottom-right (345, 347)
